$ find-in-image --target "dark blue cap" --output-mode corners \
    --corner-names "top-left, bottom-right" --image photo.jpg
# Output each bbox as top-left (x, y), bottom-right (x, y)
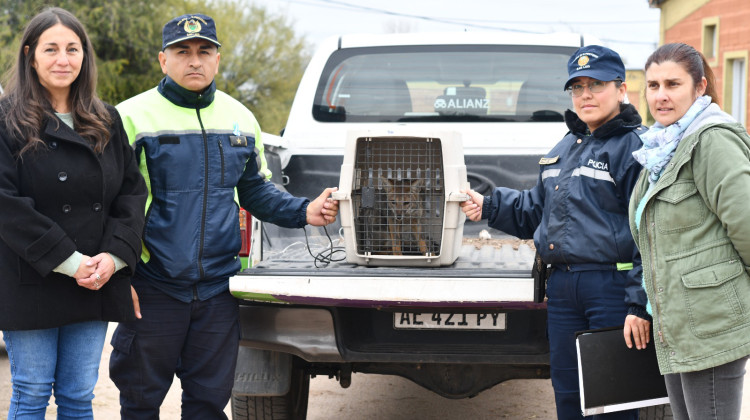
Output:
top-left (162, 14), bottom-right (221, 50)
top-left (564, 45), bottom-right (625, 90)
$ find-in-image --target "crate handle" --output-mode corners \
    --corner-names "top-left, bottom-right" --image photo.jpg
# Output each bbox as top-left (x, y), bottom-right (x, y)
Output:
top-left (448, 192), bottom-right (470, 202)
top-left (331, 191), bottom-right (349, 201)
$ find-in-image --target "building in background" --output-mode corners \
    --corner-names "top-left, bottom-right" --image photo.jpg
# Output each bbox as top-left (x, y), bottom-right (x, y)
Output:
top-left (649, 0), bottom-right (750, 128)
top-left (625, 69), bottom-right (649, 124)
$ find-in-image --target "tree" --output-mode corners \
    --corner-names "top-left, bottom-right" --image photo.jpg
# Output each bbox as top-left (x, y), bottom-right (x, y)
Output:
top-left (0, 0), bottom-right (310, 134)
top-left (0, 0), bottom-right (165, 102)
top-left (76, 0), bottom-right (165, 103)
top-left (210, 1), bottom-right (311, 134)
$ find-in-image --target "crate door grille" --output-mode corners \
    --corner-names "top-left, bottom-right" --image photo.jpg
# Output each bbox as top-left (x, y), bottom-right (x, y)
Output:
top-left (351, 137), bottom-right (444, 256)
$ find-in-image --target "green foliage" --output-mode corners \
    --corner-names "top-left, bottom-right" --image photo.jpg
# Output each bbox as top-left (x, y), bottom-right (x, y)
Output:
top-left (0, 0), bottom-right (310, 133)
top-left (0, 0), bottom-right (165, 101)
top-left (210, 2), bottom-right (311, 134)
top-left (78, 0), bottom-right (165, 101)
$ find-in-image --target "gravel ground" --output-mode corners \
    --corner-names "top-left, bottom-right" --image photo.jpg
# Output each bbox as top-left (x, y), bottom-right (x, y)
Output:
top-left (0, 323), bottom-right (556, 419)
top-left (0, 324), bottom-right (200, 419)
top-left (2, 324), bottom-right (750, 419)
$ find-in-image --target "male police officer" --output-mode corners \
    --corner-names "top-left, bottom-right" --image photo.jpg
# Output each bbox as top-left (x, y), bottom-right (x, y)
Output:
top-left (109, 13), bottom-right (338, 419)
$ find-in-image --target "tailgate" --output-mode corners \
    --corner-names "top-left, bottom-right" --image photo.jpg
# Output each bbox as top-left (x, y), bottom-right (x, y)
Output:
top-left (230, 241), bottom-right (542, 308)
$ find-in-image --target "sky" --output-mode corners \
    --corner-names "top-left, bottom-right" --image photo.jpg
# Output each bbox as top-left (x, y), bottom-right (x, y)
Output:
top-left (251, 0), bottom-right (661, 70)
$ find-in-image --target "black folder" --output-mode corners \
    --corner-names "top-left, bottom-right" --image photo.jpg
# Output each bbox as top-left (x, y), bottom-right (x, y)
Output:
top-left (576, 326), bottom-right (669, 415)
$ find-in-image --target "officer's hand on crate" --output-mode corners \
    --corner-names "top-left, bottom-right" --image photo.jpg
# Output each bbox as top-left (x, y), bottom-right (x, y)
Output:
top-left (307, 187), bottom-right (339, 226)
top-left (460, 189), bottom-right (484, 222)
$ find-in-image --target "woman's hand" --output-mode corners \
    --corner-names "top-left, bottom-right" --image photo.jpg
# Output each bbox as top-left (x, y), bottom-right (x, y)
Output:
top-left (460, 189), bottom-right (484, 221)
top-left (76, 253), bottom-right (115, 290)
top-left (624, 314), bottom-right (651, 350)
top-left (73, 254), bottom-right (96, 282)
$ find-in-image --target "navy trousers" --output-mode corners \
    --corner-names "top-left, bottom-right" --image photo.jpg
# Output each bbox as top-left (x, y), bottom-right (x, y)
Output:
top-left (546, 269), bottom-right (639, 420)
top-left (109, 280), bottom-right (240, 420)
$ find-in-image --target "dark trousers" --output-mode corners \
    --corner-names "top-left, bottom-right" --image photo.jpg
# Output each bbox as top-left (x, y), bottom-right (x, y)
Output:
top-left (546, 269), bottom-right (639, 420)
top-left (109, 280), bottom-right (240, 420)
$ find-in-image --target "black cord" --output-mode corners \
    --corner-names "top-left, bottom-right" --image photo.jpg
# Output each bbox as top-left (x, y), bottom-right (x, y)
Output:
top-left (302, 225), bottom-right (346, 268)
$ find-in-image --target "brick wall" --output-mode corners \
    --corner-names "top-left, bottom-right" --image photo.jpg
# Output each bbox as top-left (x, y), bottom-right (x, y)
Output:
top-left (660, 0), bottom-right (750, 126)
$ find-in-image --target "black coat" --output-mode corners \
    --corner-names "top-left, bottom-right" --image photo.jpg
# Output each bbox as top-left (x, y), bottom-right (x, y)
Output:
top-left (0, 105), bottom-right (147, 330)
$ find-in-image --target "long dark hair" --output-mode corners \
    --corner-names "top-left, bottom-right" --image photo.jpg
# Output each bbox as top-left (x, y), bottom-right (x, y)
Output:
top-left (644, 43), bottom-right (718, 104)
top-left (2, 7), bottom-right (111, 157)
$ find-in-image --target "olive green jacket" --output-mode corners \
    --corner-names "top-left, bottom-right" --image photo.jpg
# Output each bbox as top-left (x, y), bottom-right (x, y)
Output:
top-left (629, 106), bottom-right (750, 374)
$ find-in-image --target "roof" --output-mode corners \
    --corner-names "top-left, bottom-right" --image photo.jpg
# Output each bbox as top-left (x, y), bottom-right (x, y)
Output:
top-left (329, 31), bottom-right (594, 49)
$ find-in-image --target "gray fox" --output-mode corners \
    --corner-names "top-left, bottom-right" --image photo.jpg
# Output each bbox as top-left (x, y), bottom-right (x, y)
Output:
top-left (380, 177), bottom-right (429, 255)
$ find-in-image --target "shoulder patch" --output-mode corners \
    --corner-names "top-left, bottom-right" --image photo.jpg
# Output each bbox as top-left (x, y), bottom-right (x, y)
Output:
top-left (539, 156), bottom-right (559, 165)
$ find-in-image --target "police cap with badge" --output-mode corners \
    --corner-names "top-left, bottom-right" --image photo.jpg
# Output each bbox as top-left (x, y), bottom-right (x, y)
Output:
top-left (563, 45), bottom-right (626, 90)
top-left (162, 13), bottom-right (222, 50)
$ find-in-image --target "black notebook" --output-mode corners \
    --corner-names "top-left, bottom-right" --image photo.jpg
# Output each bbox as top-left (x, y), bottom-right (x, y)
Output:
top-left (576, 326), bottom-right (669, 416)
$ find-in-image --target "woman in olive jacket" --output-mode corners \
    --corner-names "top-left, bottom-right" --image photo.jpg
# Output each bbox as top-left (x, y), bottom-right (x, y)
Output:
top-left (629, 43), bottom-right (750, 419)
top-left (0, 8), bottom-right (147, 418)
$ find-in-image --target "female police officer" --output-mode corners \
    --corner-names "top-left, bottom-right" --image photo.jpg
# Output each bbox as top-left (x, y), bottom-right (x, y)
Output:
top-left (460, 45), bottom-right (651, 419)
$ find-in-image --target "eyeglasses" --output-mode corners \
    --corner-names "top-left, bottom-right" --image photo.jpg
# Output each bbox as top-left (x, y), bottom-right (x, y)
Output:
top-left (567, 80), bottom-right (610, 97)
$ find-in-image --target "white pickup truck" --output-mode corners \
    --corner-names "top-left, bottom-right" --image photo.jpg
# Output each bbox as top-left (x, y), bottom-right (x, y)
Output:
top-left (228, 31), bottom-right (670, 420)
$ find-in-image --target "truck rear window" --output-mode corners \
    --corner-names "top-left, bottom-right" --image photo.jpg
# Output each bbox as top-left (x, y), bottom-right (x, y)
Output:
top-left (313, 45), bottom-right (576, 123)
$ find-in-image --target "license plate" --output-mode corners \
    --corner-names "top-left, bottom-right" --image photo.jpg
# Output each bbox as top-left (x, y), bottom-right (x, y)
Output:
top-left (393, 312), bottom-right (506, 330)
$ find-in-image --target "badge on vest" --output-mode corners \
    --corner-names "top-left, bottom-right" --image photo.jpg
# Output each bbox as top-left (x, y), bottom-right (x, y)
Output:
top-left (539, 156), bottom-right (559, 165)
top-left (229, 136), bottom-right (247, 147)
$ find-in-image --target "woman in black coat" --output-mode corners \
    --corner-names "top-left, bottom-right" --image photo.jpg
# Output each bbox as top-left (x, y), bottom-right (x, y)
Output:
top-left (0, 8), bottom-right (147, 418)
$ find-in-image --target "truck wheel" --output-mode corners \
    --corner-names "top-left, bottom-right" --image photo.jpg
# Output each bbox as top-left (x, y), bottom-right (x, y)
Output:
top-left (638, 404), bottom-right (673, 420)
top-left (231, 367), bottom-right (310, 420)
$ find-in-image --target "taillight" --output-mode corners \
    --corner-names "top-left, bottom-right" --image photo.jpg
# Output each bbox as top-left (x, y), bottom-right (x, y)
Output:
top-left (239, 208), bottom-right (252, 257)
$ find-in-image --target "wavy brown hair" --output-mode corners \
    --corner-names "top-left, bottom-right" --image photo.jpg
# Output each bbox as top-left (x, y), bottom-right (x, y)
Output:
top-left (2, 7), bottom-right (111, 157)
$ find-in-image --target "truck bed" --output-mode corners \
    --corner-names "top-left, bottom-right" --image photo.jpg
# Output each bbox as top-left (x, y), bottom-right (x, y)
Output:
top-left (230, 237), bottom-right (542, 308)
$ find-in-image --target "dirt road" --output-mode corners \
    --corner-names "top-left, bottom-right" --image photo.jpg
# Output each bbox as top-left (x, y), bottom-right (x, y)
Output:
top-left (0, 323), bottom-right (556, 419)
top-left (0, 324), bottom-right (195, 419)
top-left (2, 324), bottom-right (750, 419)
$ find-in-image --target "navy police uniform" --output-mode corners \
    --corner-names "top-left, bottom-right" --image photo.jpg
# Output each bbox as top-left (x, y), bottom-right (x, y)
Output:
top-left (483, 104), bottom-right (648, 419)
top-left (482, 44), bottom-right (651, 420)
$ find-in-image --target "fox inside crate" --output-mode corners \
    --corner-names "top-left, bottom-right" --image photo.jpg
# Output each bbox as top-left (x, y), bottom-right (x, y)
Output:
top-left (357, 176), bottom-right (440, 255)
top-left (379, 177), bottom-right (428, 255)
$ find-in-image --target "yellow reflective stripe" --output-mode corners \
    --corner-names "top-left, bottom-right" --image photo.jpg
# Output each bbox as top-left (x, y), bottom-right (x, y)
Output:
top-left (616, 262), bottom-right (633, 271)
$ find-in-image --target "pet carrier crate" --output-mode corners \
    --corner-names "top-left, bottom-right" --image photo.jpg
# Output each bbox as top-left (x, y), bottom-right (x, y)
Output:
top-left (332, 130), bottom-right (468, 267)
